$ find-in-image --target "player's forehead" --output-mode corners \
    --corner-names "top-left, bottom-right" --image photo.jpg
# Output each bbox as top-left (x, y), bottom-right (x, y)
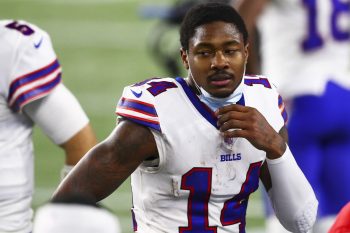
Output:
top-left (189, 21), bottom-right (243, 49)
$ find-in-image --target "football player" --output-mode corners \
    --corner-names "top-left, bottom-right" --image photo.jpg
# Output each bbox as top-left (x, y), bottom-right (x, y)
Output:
top-left (52, 3), bottom-right (318, 233)
top-left (0, 20), bottom-right (97, 233)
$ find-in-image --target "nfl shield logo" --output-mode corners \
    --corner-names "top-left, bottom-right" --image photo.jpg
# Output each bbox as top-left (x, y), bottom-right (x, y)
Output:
top-left (222, 137), bottom-right (237, 151)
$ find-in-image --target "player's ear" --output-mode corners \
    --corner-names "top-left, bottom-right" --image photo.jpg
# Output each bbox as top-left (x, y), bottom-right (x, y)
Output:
top-left (244, 43), bottom-right (249, 64)
top-left (180, 48), bottom-right (189, 70)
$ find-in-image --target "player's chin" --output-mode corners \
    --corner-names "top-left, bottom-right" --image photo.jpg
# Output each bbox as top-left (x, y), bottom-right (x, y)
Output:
top-left (210, 87), bottom-right (234, 98)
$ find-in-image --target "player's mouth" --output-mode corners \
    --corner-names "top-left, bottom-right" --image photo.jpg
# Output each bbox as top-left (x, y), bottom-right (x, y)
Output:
top-left (208, 72), bottom-right (234, 87)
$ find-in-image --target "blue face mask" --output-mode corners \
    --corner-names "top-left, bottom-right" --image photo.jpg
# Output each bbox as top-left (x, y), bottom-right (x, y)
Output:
top-left (197, 80), bottom-right (244, 151)
top-left (198, 80), bottom-right (244, 112)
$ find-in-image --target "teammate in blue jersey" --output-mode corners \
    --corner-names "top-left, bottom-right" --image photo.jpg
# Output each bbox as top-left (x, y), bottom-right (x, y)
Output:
top-left (235, 0), bottom-right (350, 232)
top-left (52, 3), bottom-right (318, 233)
top-left (0, 20), bottom-right (97, 233)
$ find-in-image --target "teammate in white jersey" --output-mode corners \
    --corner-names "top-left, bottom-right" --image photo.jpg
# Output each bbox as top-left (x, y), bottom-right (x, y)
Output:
top-left (235, 0), bottom-right (350, 232)
top-left (52, 3), bottom-right (318, 233)
top-left (33, 194), bottom-right (121, 233)
top-left (0, 20), bottom-right (97, 233)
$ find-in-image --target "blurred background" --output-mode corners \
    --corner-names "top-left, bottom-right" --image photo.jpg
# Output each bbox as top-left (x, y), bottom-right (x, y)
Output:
top-left (0, 0), bottom-right (263, 232)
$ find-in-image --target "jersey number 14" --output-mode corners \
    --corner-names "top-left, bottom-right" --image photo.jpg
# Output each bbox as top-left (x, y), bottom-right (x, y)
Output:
top-left (179, 161), bottom-right (262, 233)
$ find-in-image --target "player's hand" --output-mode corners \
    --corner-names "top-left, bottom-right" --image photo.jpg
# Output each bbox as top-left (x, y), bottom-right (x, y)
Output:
top-left (215, 104), bottom-right (286, 159)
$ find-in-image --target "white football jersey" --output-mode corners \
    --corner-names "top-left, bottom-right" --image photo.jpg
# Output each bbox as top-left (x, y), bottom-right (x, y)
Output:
top-left (116, 76), bottom-right (286, 233)
top-left (257, 0), bottom-right (350, 99)
top-left (0, 20), bottom-right (61, 233)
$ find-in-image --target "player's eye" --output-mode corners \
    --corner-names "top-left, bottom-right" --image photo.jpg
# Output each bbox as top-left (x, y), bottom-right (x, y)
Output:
top-left (196, 50), bottom-right (212, 57)
top-left (224, 48), bottom-right (239, 55)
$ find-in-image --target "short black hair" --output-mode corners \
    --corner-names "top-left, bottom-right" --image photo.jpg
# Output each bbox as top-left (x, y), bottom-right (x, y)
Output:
top-left (179, 2), bottom-right (248, 51)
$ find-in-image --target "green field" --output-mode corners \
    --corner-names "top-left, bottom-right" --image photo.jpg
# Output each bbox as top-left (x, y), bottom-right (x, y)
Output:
top-left (0, 0), bottom-right (265, 232)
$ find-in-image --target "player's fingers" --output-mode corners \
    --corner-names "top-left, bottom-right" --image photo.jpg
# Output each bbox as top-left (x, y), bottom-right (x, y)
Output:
top-left (221, 129), bottom-right (257, 145)
top-left (218, 119), bottom-right (249, 132)
top-left (217, 111), bottom-right (246, 127)
top-left (221, 128), bottom-right (247, 139)
top-left (215, 103), bottom-right (248, 116)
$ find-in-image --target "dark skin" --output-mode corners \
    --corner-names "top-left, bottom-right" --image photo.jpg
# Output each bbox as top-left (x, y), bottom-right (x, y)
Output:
top-left (52, 20), bottom-right (288, 202)
top-left (54, 119), bottom-right (158, 201)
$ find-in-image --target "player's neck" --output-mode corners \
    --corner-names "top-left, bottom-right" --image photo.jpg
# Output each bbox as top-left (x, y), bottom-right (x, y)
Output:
top-left (184, 77), bottom-right (201, 95)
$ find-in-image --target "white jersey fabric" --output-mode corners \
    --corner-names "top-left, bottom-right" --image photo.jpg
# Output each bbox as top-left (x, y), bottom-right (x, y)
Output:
top-left (0, 20), bottom-right (87, 233)
top-left (33, 203), bottom-right (121, 233)
top-left (116, 76), bottom-right (286, 233)
top-left (257, 0), bottom-right (350, 99)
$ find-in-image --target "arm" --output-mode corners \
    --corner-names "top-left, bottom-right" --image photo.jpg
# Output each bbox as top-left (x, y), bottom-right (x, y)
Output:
top-left (216, 104), bottom-right (317, 233)
top-left (7, 20), bottom-right (97, 172)
top-left (24, 84), bottom-right (97, 176)
top-left (60, 123), bottom-right (96, 165)
top-left (259, 126), bottom-right (288, 191)
top-left (264, 145), bottom-right (318, 233)
top-left (52, 119), bottom-right (158, 202)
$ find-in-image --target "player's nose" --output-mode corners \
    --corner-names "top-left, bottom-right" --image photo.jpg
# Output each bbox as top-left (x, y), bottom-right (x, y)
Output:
top-left (211, 51), bottom-right (229, 70)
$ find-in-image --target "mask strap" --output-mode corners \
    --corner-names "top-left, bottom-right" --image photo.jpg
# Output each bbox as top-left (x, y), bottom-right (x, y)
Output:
top-left (186, 51), bottom-right (202, 94)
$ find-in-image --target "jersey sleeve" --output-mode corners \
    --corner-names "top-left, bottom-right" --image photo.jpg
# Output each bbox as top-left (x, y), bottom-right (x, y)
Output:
top-left (24, 83), bottom-right (89, 145)
top-left (3, 20), bottom-right (62, 112)
top-left (277, 93), bottom-right (288, 124)
top-left (269, 79), bottom-right (288, 130)
top-left (116, 79), bottom-right (161, 132)
top-left (244, 75), bottom-right (287, 132)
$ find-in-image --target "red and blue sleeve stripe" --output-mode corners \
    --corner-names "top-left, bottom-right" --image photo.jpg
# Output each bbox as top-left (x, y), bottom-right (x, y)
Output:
top-left (8, 59), bottom-right (61, 112)
top-left (118, 97), bottom-right (157, 117)
top-left (116, 97), bottom-right (160, 131)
